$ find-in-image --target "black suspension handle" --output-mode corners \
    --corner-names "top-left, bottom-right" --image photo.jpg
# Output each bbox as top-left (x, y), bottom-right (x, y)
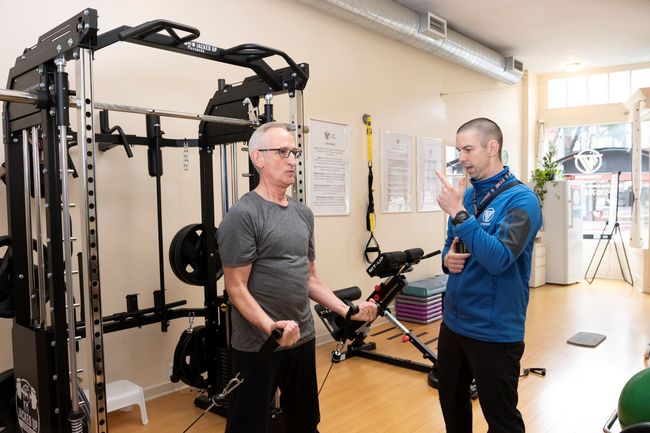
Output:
top-left (260, 328), bottom-right (284, 354)
top-left (345, 302), bottom-right (360, 319)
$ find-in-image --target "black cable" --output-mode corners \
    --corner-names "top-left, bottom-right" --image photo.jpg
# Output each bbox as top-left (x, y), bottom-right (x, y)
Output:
top-left (319, 304), bottom-right (358, 395)
top-left (182, 330), bottom-right (283, 432)
top-left (318, 360), bottom-right (335, 396)
top-left (185, 353), bottom-right (333, 433)
top-left (181, 395), bottom-right (212, 433)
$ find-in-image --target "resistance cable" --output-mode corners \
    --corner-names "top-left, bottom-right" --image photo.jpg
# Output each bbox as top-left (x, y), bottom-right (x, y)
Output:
top-left (317, 303), bottom-right (359, 396)
top-left (182, 329), bottom-right (283, 433)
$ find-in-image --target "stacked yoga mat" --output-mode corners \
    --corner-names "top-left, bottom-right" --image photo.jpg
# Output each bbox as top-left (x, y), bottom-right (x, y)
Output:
top-left (395, 275), bottom-right (447, 324)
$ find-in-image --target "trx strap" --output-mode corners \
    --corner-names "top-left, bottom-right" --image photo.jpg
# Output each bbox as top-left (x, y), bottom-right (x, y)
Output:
top-left (363, 114), bottom-right (381, 263)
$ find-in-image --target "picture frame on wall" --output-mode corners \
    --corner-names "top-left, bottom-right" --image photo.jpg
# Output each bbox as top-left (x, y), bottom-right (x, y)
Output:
top-left (381, 131), bottom-right (413, 213)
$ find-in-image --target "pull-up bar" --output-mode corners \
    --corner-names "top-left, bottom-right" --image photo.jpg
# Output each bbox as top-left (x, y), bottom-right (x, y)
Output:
top-left (0, 88), bottom-right (257, 126)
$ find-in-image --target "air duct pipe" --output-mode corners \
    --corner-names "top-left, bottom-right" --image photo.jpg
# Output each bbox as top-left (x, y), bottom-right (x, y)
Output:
top-left (298, 0), bottom-right (523, 85)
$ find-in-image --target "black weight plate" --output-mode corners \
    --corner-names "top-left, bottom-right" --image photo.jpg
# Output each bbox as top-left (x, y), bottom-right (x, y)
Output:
top-left (169, 224), bottom-right (223, 286)
top-left (177, 227), bottom-right (203, 285)
top-left (169, 224), bottom-right (196, 284)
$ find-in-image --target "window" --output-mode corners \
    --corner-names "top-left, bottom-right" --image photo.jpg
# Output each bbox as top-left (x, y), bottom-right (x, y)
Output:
top-left (609, 71), bottom-right (631, 103)
top-left (547, 78), bottom-right (567, 109)
top-left (587, 74), bottom-right (608, 105)
top-left (547, 67), bottom-right (650, 109)
top-left (631, 68), bottom-right (650, 92)
top-left (543, 123), bottom-right (638, 239)
top-left (567, 76), bottom-right (587, 107)
top-left (445, 145), bottom-right (464, 188)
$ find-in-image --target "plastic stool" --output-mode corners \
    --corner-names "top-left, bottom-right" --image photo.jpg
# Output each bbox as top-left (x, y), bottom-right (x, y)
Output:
top-left (106, 380), bottom-right (148, 425)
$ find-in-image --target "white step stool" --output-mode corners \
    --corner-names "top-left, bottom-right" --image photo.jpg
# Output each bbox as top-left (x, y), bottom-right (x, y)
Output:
top-left (107, 380), bottom-right (148, 425)
top-left (86, 380), bottom-right (148, 425)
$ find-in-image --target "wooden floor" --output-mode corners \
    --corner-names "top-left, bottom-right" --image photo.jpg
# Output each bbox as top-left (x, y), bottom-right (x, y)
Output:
top-left (108, 280), bottom-right (650, 433)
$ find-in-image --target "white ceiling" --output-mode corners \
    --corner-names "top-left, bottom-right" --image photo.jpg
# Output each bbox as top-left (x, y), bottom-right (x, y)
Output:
top-left (395, 0), bottom-right (650, 74)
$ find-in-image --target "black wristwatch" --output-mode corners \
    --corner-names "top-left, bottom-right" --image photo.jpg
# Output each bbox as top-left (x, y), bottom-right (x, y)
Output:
top-left (452, 210), bottom-right (470, 226)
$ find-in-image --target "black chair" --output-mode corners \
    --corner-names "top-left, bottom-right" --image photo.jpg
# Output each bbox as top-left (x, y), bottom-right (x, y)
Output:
top-left (623, 423), bottom-right (650, 433)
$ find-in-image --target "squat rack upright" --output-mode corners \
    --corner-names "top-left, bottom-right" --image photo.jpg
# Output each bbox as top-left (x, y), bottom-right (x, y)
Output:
top-left (1, 8), bottom-right (309, 433)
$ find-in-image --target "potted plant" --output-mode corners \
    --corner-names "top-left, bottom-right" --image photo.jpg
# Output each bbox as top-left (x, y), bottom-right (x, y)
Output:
top-left (531, 148), bottom-right (562, 206)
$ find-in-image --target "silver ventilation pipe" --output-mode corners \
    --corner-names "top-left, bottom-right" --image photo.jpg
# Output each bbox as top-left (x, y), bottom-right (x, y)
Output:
top-left (297, 0), bottom-right (523, 85)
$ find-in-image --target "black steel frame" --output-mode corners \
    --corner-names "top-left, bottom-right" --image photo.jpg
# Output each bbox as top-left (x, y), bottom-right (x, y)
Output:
top-left (315, 250), bottom-right (443, 388)
top-left (2, 8), bottom-right (309, 433)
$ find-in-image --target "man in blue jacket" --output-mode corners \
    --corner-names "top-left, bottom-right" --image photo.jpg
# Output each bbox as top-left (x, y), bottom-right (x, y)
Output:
top-left (435, 118), bottom-right (542, 433)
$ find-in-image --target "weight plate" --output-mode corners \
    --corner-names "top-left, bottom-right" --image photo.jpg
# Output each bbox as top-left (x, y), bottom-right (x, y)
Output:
top-left (169, 224), bottom-right (223, 286)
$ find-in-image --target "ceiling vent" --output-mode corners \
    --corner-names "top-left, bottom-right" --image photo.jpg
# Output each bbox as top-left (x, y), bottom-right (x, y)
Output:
top-left (419, 12), bottom-right (447, 39)
top-left (505, 56), bottom-right (524, 76)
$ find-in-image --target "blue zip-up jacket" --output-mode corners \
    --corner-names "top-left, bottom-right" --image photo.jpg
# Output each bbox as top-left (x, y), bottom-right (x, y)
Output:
top-left (441, 166), bottom-right (542, 343)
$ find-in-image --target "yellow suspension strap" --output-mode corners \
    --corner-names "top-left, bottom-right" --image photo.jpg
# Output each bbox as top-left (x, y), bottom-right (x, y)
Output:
top-left (363, 114), bottom-right (381, 263)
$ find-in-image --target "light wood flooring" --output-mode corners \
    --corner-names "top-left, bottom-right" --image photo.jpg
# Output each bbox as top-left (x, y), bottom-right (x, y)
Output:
top-left (108, 280), bottom-right (650, 433)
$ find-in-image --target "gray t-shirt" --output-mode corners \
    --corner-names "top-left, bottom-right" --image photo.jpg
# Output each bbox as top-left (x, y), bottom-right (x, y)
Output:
top-left (218, 191), bottom-right (316, 351)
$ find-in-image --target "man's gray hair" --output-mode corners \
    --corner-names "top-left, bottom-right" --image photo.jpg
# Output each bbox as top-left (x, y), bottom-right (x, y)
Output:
top-left (248, 122), bottom-right (292, 156)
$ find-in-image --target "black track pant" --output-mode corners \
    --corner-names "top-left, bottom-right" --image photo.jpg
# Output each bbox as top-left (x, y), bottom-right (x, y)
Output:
top-left (225, 338), bottom-right (320, 433)
top-left (438, 323), bottom-right (525, 433)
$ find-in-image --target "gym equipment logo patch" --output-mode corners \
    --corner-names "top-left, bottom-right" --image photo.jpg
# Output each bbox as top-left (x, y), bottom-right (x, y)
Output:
top-left (482, 208), bottom-right (495, 222)
top-left (16, 378), bottom-right (39, 433)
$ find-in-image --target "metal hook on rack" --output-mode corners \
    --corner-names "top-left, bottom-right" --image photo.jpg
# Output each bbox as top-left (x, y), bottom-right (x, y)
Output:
top-left (187, 311), bottom-right (195, 333)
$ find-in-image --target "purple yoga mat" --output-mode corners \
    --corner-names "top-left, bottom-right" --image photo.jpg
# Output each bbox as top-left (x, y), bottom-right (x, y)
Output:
top-left (395, 295), bottom-right (443, 306)
top-left (396, 303), bottom-right (443, 315)
top-left (396, 312), bottom-right (442, 324)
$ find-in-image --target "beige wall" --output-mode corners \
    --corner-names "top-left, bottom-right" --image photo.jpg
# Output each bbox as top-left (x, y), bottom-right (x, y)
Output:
top-left (0, 0), bottom-right (523, 395)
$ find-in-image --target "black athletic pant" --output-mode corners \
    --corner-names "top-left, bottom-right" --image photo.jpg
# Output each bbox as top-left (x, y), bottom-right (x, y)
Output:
top-left (438, 322), bottom-right (525, 433)
top-left (225, 338), bottom-right (320, 433)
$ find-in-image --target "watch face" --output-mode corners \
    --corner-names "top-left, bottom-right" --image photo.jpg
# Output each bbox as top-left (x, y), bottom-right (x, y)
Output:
top-left (453, 211), bottom-right (469, 225)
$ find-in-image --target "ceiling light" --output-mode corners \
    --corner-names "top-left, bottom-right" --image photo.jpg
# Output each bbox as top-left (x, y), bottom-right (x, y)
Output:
top-left (563, 62), bottom-right (582, 73)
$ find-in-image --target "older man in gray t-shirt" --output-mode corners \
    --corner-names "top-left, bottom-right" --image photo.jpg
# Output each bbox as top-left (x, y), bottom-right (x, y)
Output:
top-left (218, 122), bottom-right (377, 433)
top-left (219, 190), bottom-right (316, 351)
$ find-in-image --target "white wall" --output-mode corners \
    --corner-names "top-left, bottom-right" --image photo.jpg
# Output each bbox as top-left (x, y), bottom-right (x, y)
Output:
top-left (0, 0), bottom-right (522, 396)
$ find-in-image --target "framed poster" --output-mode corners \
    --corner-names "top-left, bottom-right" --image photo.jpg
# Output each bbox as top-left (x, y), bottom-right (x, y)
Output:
top-left (417, 136), bottom-right (443, 211)
top-left (381, 131), bottom-right (412, 213)
top-left (307, 119), bottom-right (350, 215)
